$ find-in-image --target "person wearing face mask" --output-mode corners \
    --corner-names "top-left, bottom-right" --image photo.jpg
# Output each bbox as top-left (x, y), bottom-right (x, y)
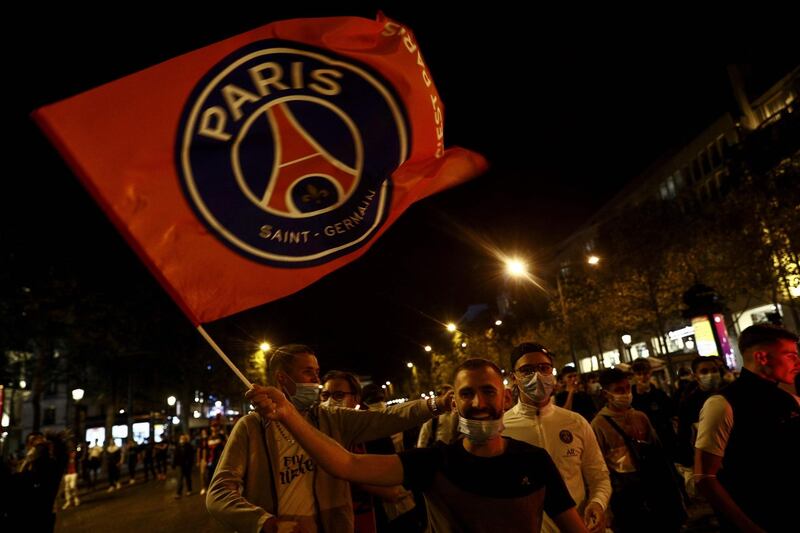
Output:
top-left (320, 370), bottom-right (417, 533)
top-left (207, 344), bottom-right (449, 533)
top-left (694, 324), bottom-right (800, 532)
top-left (591, 368), bottom-right (687, 532)
top-left (675, 356), bottom-right (723, 468)
top-left (246, 357), bottom-right (588, 532)
top-left (503, 343), bottom-right (611, 533)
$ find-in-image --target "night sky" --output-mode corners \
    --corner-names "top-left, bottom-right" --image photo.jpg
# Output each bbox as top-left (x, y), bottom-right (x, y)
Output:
top-left (7, 6), bottom-right (798, 387)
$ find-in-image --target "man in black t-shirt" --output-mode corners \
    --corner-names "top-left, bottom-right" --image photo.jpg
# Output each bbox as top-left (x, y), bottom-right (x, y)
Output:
top-left (247, 358), bottom-right (587, 533)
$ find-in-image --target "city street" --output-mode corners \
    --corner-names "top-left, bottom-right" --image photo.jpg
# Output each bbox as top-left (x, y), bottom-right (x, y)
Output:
top-left (53, 469), bottom-right (720, 532)
top-left (56, 471), bottom-right (226, 533)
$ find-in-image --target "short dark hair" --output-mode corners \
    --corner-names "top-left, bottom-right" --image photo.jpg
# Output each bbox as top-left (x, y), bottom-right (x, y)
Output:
top-left (559, 365), bottom-right (577, 377)
top-left (630, 358), bottom-right (652, 372)
top-left (437, 384), bottom-right (453, 396)
top-left (321, 370), bottom-right (362, 397)
top-left (738, 324), bottom-right (798, 353)
top-left (510, 342), bottom-right (553, 370)
top-left (361, 383), bottom-right (385, 404)
top-left (599, 368), bottom-right (630, 389)
top-left (691, 356), bottom-right (721, 373)
top-left (267, 344), bottom-right (315, 384)
top-left (453, 358), bottom-right (504, 382)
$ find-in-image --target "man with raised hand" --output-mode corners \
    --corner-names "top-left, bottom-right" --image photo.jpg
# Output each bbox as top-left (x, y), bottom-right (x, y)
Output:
top-left (207, 344), bottom-right (449, 533)
top-left (248, 357), bottom-right (588, 533)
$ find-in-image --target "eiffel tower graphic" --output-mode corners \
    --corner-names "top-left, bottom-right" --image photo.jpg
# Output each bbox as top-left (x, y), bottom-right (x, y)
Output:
top-left (260, 102), bottom-right (359, 217)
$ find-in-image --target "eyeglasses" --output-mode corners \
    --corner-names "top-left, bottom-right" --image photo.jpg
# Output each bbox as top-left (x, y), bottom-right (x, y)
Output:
top-left (515, 363), bottom-right (554, 377)
top-left (319, 391), bottom-right (355, 401)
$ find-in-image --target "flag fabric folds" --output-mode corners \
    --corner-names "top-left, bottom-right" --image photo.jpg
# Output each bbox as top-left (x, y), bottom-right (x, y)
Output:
top-left (33, 14), bottom-right (487, 324)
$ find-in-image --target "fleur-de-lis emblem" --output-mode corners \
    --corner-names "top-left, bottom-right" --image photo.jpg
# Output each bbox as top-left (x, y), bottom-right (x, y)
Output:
top-left (301, 184), bottom-right (331, 205)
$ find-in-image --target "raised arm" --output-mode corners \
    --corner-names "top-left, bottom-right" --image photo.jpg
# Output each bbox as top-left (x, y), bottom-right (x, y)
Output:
top-left (246, 385), bottom-right (404, 486)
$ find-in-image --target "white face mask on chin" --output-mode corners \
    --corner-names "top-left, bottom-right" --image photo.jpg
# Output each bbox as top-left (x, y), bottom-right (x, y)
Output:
top-left (458, 415), bottom-right (505, 443)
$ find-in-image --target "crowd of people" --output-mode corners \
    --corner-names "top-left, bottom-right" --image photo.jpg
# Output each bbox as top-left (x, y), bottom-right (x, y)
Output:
top-left (0, 419), bottom-right (229, 530)
top-left (226, 323), bottom-right (798, 532)
top-left (1, 322), bottom-right (797, 532)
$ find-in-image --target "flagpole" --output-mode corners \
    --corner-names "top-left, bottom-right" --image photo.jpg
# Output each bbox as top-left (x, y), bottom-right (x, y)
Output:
top-left (196, 325), bottom-right (252, 389)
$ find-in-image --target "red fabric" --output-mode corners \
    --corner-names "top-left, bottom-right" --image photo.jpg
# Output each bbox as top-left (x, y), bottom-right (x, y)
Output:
top-left (32, 15), bottom-right (487, 324)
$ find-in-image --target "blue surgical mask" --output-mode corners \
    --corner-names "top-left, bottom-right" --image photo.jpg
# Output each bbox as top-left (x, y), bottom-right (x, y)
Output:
top-left (521, 372), bottom-right (555, 402)
top-left (457, 414), bottom-right (504, 442)
top-left (287, 379), bottom-right (319, 411)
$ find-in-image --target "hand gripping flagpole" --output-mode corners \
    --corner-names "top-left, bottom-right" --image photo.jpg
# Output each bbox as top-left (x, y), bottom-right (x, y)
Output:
top-left (197, 325), bottom-right (252, 389)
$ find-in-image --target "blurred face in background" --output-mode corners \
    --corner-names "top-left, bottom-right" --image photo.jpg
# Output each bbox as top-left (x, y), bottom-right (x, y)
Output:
top-left (321, 377), bottom-right (359, 408)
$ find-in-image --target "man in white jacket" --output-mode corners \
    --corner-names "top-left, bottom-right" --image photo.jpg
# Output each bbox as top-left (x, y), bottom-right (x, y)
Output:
top-left (503, 342), bottom-right (611, 533)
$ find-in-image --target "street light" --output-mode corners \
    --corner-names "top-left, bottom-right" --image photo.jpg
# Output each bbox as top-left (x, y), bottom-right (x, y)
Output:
top-left (446, 323), bottom-right (457, 332)
top-left (385, 381), bottom-right (391, 386)
top-left (461, 342), bottom-right (467, 348)
top-left (587, 255), bottom-right (601, 266)
top-left (621, 334), bottom-right (633, 361)
top-left (167, 395), bottom-right (177, 407)
top-left (406, 362), bottom-right (414, 368)
top-left (505, 258), bottom-right (528, 277)
top-left (259, 342), bottom-right (271, 352)
top-left (424, 345), bottom-right (432, 352)
top-left (495, 320), bottom-right (502, 326)
top-left (556, 267), bottom-right (579, 369)
top-left (72, 388), bottom-right (85, 443)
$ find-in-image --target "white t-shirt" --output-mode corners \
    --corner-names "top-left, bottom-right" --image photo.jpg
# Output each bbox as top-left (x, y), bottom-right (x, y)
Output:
top-left (695, 394), bottom-right (734, 457)
top-left (272, 422), bottom-right (318, 532)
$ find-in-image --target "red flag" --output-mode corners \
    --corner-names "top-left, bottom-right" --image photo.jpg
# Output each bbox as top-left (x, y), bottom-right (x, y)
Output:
top-left (33, 15), bottom-right (487, 325)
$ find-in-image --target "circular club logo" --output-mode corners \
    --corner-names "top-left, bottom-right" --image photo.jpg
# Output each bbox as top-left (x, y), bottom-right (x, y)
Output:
top-left (559, 430), bottom-right (573, 444)
top-left (177, 41), bottom-right (408, 266)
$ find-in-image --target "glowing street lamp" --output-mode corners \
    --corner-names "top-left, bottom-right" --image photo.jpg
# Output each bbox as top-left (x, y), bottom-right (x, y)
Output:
top-left (505, 258), bottom-right (528, 278)
top-left (259, 342), bottom-right (271, 352)
top-left (71, 388), bottom-right (85, 401)
top-left (406, 362), bottom-right (414, 368)
top-left (495, 320), bottom-right (503, 326)
top-left (446, 323), bottom-right (457, 332)
top-left (385, 381), bottom-right (391, 386)
top-left (587, 255), bottom-right (601, 266)
top-left (621, 334), bottom-right (633, 362)
top-left (424, 345), bottom-right (432, 352)
top-left (167, 395), bottom-right (177, 407)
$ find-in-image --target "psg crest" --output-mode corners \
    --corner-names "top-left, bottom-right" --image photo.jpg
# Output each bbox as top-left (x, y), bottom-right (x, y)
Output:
top-left (177, 41), bottom-right (408, 267)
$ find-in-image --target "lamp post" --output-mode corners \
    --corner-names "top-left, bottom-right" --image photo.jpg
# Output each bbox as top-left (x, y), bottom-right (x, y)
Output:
top-left (71, 388), bottom-right (85, 443)
top-left (621, 334), bottom-right (633, 362)
top-left (406, 363), bottom-right (419, 396)
top-left (556, 269), bottom-right (579, 369)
